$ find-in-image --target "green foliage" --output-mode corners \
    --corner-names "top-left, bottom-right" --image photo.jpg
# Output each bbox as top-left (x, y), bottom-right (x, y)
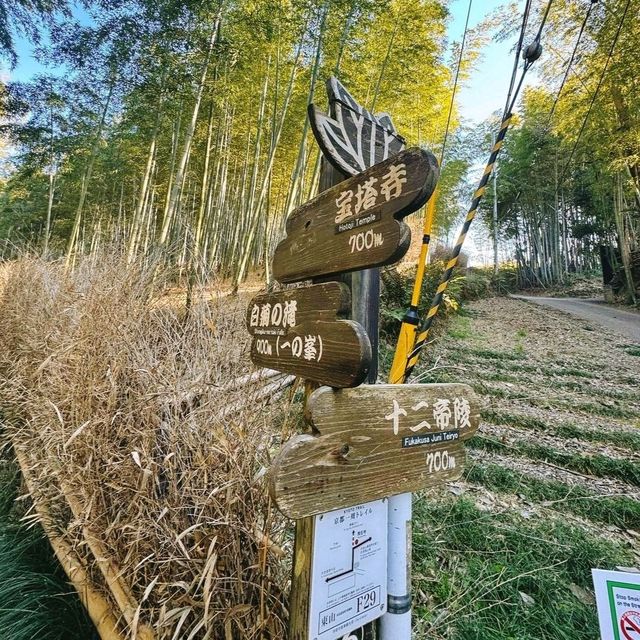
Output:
top-left (470, 436), bottom-right (640, 487)
top-left (0, 0), bottom-right (484, 279)
top-left (481, 0), bottom-right (640, 295)
top-left (467, 463), bottom-right (640, 530)
top-left (413, 496), bottom-right (632, 639)
top-left (0, 456), bottom-right (97, 640)
top-left (483, 408), bottom-right (640, 452)
top-left (380, 259), bottom-right (518, 343)
top-left (380, 260), bottom-right (464, 339)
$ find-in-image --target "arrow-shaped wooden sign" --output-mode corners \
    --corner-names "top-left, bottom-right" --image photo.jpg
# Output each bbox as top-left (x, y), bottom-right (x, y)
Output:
top-left (309, 76), bottom-right (406, 176)
top-left (246, 282), bottom-right (371, 388)
top-left (272, 147), bottom-right (439, 284)
top-left (269, 384), bottom-right (480, 519)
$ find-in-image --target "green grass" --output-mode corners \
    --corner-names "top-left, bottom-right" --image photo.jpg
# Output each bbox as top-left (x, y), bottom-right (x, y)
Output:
top-left (483, 409), bottom-right (640, 451)
top-left (483, 409), bottom-right (546, 431)
top-left (0, 457), bottom-right (97, 640)
top-left (412, 496), bottom-right (632, 640)
top-left (490, 360), bottom-right (544, 374)
top-left (473, 384), bottom-right (529, 400)
top-left (467, 463), bottom-right (640, 530)
top-left (625, 345), bottom-right (640, 357)
top-left (554, 422), bottom-right (640, 451)
top-left (480, 371), bottom-right (521, 384)
top-left (570, 400), bottom-right (640, 420)
top-left (550, 367), bottom-right (598, 379)
top-left (447, 315), bottom-right (474, 340)
top-left (470, 436), bottom-right (640, 486)
top-left (551, 379), bottom-right (640, 402)
top-left (465, 347), bottom-right (526, 362)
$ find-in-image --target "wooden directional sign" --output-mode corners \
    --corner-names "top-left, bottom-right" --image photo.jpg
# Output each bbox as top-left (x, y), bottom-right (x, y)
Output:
top-left (246, 282), bottom-right (371, 388)
top-left (308, 76), bottom-right (406, 176)
top-left (269, 384), bottom-right (480, 519)
top-left (272, 147), bottom-right (439, 283)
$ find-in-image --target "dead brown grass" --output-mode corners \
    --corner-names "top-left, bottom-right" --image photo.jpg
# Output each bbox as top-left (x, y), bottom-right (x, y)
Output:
top-left (0, 254), bottom-right (292, 639)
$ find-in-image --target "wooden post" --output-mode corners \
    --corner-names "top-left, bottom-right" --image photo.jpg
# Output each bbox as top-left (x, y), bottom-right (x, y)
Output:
top-left (288, 510), bottom-right (316, 639)
top-left (285, 76), bottom-right (440, 640)
top-left (289, 154), bottom-right (379, 639)
top-left (289, 156), bottom-right (348, 639)
top-left (352, 268), bottom-right (379, 384)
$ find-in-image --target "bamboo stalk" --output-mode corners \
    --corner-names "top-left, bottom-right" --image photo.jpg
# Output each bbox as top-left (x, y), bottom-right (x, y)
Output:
top-left (61, 484), bottom-right (155, 640)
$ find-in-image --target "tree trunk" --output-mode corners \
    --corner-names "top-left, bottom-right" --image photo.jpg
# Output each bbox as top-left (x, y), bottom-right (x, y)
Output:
top-left (160, 12), bottom-right (222, 245)
top-left (65, 78), bottom-right (115, 269)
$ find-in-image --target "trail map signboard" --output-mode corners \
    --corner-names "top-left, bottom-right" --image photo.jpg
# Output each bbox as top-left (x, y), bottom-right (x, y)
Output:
top-left (308, 500), bottom-right (388, 640)
top-left (593, 569), bottom-right (640, 640)
top-left (246, 282), bottom-right (371, 388)
top-left (269, 384), bottom-right (480, 519)
top-left (272, 147), bottom-right (438, 283)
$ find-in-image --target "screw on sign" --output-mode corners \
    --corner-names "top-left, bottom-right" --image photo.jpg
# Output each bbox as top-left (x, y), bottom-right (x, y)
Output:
top-left (269, 384), bottom-right (480, 519)
top-left (622, 610), bottom-right (640, 640)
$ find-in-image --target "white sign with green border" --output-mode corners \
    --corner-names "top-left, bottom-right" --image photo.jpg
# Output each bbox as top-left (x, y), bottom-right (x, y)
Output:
top-left (593, 569), bottom-right (640, 640)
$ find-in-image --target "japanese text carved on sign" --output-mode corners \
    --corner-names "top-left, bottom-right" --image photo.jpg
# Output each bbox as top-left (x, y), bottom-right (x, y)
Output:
top-left (269, 384), bottom-right (480, 519)
top-left (246, 282), bottom-right (371, 388)
top-left (272, 147), bottom-right (439, 283)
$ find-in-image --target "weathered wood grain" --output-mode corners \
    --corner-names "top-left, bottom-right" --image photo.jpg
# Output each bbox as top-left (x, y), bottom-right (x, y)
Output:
top-left (272, 147), bottom-right (439, 283)
top-left (246, 282), bottom-right (371, 388)
top-left (308, 76), bottom-right (406, 176)
top-left (288, 515), bottom-right (315, 640)
top-left (249, 319), bottom-right (371, 388)
top-left (269, 384), bottom-right (480, 519)
top-left (246, 282), bottom-right (350, 336)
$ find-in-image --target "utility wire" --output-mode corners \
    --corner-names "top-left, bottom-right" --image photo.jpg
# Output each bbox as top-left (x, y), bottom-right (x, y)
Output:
top-left (559, 0), bottom-right (631, 184)
top-left (396, 0), bottom-right (554, 384)
top-left (387, 0), bottom-right (473, 384)
top-left (534, 0), bottom-right (554, 41)
top-left (503, 0), bottom-right (534, 120)
top-left (440, 0), bottom-right (473, 165)
top-left (507, 0), bottom-right (598, 215)
top-left (546, 0), bottom-right (598, 127)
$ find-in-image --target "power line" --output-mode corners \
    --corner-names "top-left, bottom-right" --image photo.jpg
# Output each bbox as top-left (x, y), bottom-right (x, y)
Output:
top-left (505, 0), bottom-right (598, 213)
top-left (439, 0), bottom-right (473, 165)
top-left (398, 0), bottom-right (553, 383)
top-left (559, 0), bottom-right (631, 184)
top-left (546, 0), bottom-right (598, 127)
top-left (503, 0), bottom-right (534, 119)
top-left (534, 0), bottom-right (555, 42)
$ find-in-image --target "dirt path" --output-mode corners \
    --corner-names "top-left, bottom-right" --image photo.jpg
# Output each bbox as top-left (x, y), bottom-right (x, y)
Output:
top-left (513, 295), bottom-right (640, 342)
top-left (411, 296), bottom-right (640, 639)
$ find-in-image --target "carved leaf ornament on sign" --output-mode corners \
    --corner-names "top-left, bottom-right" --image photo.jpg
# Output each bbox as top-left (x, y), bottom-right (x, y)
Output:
top-left (308, 76), bottom-right (406, 177)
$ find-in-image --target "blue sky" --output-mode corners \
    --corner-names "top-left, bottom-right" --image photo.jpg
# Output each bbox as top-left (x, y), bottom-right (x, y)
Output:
top-left (4, 0), bottom-right (537, 127)
top-left (448, 0), bottom-right (538, 124)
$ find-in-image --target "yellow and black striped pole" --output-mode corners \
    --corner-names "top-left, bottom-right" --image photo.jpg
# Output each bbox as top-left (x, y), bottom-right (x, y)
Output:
top-left (394, 113), bottom-right (513, 384)
top-left (388, 190), bottom-right (438, 385)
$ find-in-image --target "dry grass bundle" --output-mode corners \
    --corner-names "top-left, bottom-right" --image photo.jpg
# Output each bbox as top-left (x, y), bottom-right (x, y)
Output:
top-left (0, 254), bottom-right (295, 639)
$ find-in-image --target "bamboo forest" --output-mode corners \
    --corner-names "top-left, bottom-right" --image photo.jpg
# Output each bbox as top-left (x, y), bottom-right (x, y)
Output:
top-left (1, 1), bottom-right (639, 640)
top-left (1, 0), bottom-right (637, 294)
